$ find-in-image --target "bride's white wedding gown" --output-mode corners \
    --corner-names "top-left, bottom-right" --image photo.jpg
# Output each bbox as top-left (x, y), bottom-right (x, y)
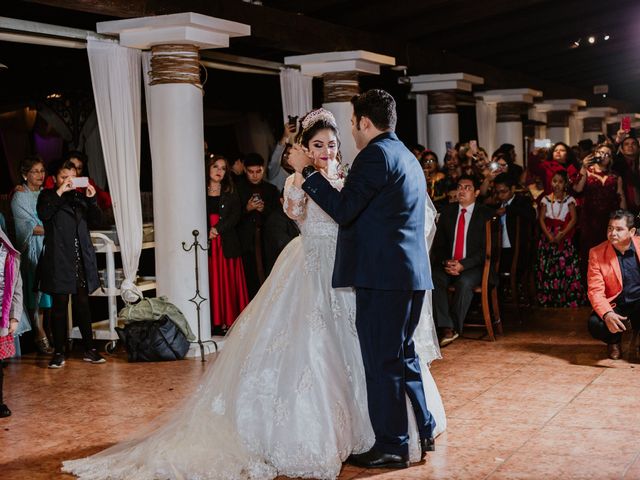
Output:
top-left (63, 175), bottom-right (446, 480)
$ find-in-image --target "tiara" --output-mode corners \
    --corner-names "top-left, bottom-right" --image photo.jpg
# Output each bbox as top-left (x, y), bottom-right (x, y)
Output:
top-left (301, 108), bottom-right (336, 131)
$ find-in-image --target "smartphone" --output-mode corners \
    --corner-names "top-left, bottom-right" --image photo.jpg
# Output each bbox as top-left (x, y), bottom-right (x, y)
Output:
top-left (622, 116), bottom-right (631, 132)
top-left (71, 177), bottom-right (89, 188)
top-left (251, 193), bottom-right (262, 202)
top-left (288, 115), bottom-right (298, 127)
top-left (488, 161), bottom-right (500, 172)
top-left (469, 140), bottom-right (478, 153)
top-left (445, 141), bottom-right (453, 151)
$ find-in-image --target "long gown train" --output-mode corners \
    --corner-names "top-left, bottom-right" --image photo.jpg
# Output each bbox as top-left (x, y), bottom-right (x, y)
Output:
top-left (63, 175), bottom-right (445, 480)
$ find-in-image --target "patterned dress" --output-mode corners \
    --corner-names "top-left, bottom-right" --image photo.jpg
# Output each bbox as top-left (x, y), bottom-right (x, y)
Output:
top-left (536, 194), bottom-right (585, 307)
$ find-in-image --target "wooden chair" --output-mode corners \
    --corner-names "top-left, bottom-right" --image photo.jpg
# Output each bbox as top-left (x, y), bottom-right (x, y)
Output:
top-left (499, 217), bottom-right (521, 311)
top-left (450, 216), bottom-right (503, 341)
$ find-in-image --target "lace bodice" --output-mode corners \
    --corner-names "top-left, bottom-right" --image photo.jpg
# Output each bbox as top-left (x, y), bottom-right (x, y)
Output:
top-left (283, 174), bottom-right (342, 240)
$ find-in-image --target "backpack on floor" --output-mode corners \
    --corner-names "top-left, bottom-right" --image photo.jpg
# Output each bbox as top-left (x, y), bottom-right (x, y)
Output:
top-left (115, 314), bottom-right (190, 362)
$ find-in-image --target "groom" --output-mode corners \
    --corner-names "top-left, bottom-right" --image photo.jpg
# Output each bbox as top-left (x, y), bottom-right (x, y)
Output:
top-left (289, 89), bottom-right (435, 469)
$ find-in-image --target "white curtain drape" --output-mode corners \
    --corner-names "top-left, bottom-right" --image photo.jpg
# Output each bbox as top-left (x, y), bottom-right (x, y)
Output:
top-left (416, 94), bottom-right (428, 148)
top-left (279, 68), bottom-right (312, 124)
top-left (87, 37), bottom-right (143, 303)
top-left (476, 100), bottom-right (497, 156)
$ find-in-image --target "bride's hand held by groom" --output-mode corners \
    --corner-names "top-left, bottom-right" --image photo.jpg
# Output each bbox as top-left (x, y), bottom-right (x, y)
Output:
top-left (288, 143), bottom-right (314, 173)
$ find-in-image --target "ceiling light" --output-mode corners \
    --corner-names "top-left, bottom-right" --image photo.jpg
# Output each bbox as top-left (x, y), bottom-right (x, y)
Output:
top-left (46, 93), bottom-right (62, 99)
top-left (604, 34), bottom-right (610, 41)
top-left (571, 39), bottom-right (581, 48)
top-left (602, 94), bottom-right (607, 98)
top-left (588, 36), bottom-right (596, 44)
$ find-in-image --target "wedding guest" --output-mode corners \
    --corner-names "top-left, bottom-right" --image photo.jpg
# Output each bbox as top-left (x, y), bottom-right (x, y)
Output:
top-left (0, 227), bottom-right (23, 417)
top-left (267, 122), bottom-right (297, 192)
top-left (587, 210), bottom-right (640, 360)
top-left (492, 173), bottom-right (536, 274)
top-left (37, 160), bottom-right (105, 368)
top-left (494, 143), bottom-right (524, 185)
top-left (573, 143), bottom-right (625, 280)
top-left (535, 171), bottom-right (584, 307)
top-left (528, 142), bottom-right (579, 195)
top-left (420, 150), bottom-right (447, 208)
top-left (11, 156), bottom-right (53, 354)
top-left (236, 153), bottom-right (280, 299)
top-left (479, 154), bottom-right (508, 199)
top-left (229, 154), bottom-right (246, 186)
top-left (431, 175), bottom-right (494, 346)
top-left (0, 213), bottom-right (5, 235)
top-left (442, 149), bottom-right (462, 193)
top-left (612, 134), bottom-right (640, 214)
top-left (206, 155), bottom-right (248, 335)
top-left (44, 151), bottom-right (112, 212)
top-left (408, 142), bottom-right (425, 160)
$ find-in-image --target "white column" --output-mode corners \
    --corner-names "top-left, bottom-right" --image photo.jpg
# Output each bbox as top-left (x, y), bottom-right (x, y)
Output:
top-left (539, 99), bottom-right (586, 145)
top-left (582, 107), bottom-right (618, 143)
top-left (285, 51), bottom-right (395, 166)
top-left (475, 89), bottom-right (543, 166)
top-left (415, 93), bottom-right (428, 148)
top-left (409, 73), bottom-right (484, 163)
top-left (98, 13), bottom-right (250, 354)
top-left (570, 111), bottom-right (588, 145)
top-left (529, 104), bottom-right (550, 139)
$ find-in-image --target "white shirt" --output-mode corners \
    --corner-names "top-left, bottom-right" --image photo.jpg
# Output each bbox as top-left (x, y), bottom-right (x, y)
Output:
top-left (451, 202), bottom-right (475, 259)
top-left (501, 196), bottom-right (515, 249)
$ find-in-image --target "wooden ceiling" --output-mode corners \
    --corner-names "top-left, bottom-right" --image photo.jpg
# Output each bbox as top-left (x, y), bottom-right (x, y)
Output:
top-left (6, 0), bottom-right (640, 109)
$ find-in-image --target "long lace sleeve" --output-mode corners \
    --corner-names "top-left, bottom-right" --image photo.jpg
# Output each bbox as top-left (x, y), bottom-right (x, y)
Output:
top-left (283, 174), bottom-right (307, 222)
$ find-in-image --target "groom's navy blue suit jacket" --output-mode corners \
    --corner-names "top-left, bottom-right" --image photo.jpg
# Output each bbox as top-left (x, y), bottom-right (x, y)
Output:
top-left (303, 131), bottom-right (432, 291)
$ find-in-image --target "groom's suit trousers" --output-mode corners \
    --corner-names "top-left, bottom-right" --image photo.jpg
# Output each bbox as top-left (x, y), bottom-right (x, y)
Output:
top-left (355, 288), bottom-right (436, 456)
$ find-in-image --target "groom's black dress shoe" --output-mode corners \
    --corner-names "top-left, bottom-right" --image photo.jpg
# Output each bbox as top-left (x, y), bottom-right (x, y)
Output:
top-left (347, 447), bottom-right (409, 469)
top-left (420, 436), bottom-right (435, 460)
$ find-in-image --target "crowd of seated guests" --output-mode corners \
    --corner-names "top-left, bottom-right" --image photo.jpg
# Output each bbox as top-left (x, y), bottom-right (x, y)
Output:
top-left (411, 127), bottom-right (638, 346)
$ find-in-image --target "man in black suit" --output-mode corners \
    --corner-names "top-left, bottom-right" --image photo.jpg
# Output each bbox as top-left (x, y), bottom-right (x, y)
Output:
top-left (236, 153), bottom-right (280, 299)
top-left (431, 174), bottom-right (494, 346)
top-left (492, 173), bottom-right (536, 273)
top-left (289, 90), bottom-right (435, 469)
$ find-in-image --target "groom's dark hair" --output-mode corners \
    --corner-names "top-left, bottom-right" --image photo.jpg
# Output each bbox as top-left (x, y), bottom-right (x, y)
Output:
top-left (351, 89), bottom-right (397, 131)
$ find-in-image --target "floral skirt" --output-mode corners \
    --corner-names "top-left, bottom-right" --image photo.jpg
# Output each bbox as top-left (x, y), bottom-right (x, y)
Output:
top-left (535, 234), bottom-right (585, 308)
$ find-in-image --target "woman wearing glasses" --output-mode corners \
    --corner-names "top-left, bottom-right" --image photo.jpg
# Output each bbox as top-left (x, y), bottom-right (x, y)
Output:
top-left (420, 150), bottom-right (447, 209)
top-left (573, 143), bottom-right (626, 280)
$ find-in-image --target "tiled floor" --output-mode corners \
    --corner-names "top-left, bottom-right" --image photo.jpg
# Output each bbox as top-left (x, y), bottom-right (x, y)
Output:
top-left (2, 306), bottom-right (639, 479)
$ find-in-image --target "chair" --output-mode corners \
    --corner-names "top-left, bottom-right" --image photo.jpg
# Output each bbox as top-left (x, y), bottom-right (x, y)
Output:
top-left (499, 216), bottom-right (521, 309)
top-left (449, 216), bottom-right (503, 341)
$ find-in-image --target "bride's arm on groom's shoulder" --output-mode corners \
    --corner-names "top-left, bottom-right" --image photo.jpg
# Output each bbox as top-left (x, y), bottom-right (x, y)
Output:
top-left (283, 173), bottom-right (307, 221)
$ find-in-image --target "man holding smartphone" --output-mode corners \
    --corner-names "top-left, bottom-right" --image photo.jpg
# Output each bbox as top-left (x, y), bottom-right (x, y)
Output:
top-left (587, 210), bottom-right (640, 360)
top-left (236, 153), bottom-right (280, 299)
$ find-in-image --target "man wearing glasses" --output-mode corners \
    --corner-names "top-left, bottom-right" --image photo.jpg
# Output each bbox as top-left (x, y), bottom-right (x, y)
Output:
top-left (431, 175), bottom-right (494, 346)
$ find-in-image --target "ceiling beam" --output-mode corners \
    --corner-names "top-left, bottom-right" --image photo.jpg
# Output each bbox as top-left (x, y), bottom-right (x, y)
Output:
top-left (382, 0), bottom-right (554, 37)
top-left (20, 0), bottom-right (633, 109)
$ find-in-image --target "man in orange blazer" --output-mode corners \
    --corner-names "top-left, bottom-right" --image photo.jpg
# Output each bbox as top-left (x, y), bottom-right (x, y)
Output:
top-left (587, 210), bottom-right (640, 359)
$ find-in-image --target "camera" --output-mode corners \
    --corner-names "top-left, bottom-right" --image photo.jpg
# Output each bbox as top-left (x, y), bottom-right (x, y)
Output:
top-left (590, 155), bottom-right (603, 165)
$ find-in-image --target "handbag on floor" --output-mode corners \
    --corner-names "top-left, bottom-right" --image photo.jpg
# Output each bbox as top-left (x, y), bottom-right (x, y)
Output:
top-left (115, 315), bottom-right (190, 362)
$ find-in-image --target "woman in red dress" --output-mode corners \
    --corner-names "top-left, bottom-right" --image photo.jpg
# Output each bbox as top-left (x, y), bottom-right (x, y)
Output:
top-left (206, 156), bottom-right (248, 334)
top-left (572, 143), bottom-right (626, 280)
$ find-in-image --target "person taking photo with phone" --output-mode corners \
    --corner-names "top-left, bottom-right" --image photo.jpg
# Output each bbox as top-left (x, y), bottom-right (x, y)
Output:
top-left (573, 143), bottom-right (626, 282)
top-left (236, 153), bottom-right (280, 299)
top-left (36, 159), bottom-right (105, 368)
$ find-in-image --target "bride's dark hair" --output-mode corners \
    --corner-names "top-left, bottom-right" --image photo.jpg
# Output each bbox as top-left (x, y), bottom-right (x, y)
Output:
top-left (295, 110), bottom-right (342, 163)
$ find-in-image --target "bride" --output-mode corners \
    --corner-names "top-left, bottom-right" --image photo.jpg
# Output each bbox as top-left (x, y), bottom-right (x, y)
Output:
top-left (63, 109), bottom-right (445, 480)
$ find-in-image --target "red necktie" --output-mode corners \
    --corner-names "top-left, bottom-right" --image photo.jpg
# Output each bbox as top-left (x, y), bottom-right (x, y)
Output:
top-left (453, 208), bottom-right (467, 261)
